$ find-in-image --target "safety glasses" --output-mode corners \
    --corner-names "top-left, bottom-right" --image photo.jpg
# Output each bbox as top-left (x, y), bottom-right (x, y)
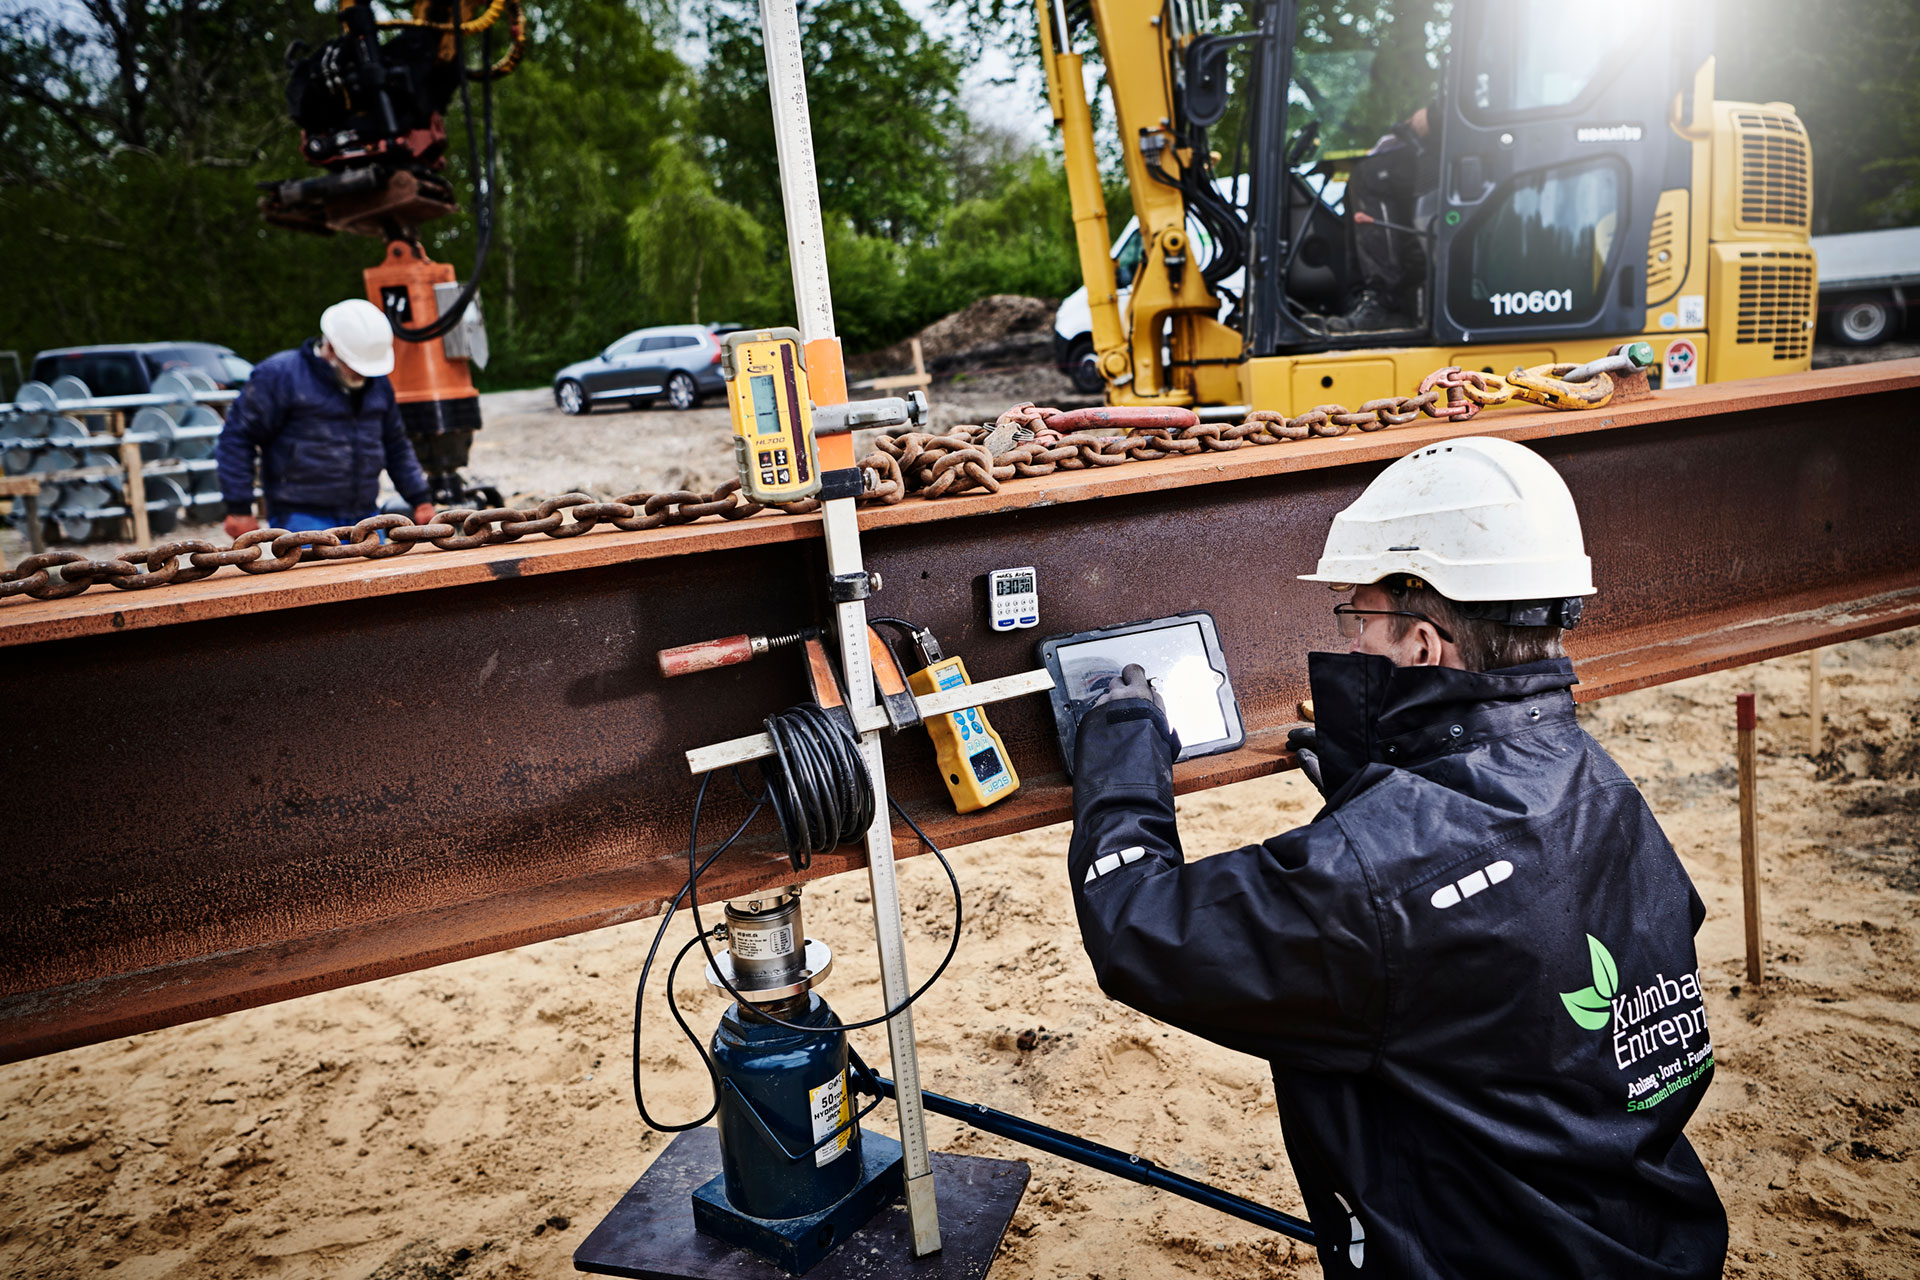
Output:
top-left (1333, 603), bottom-right (1454, 644)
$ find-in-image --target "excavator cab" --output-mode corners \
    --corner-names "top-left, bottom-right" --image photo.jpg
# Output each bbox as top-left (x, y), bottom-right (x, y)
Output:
top-left (1429, 0), bottom-right (1705, 345)
top-left (1241, 0), bottom-right (1711, 356)
top-left (1045, 0), bottom-right (1804, 407)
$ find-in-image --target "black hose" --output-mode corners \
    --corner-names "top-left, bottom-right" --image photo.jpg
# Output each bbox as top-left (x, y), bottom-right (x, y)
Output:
top-left (391, 23), bottom-right (494, 342)
top-left (629, 775), bottom-right (766, 1132)
top-left (763, 703), bottom-right (872, 871)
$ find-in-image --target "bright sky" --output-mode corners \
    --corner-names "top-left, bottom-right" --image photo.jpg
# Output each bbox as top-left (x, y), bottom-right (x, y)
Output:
top-left (899, 0), bottom-right (1056, 147)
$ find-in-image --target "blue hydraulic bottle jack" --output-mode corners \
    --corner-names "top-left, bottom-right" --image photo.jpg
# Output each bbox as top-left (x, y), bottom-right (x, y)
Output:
top-left (690, 886), bottom-right (904, 1273)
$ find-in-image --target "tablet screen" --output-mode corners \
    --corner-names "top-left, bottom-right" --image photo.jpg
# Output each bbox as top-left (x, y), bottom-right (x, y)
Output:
top-left (1054, 620), bottom-right (1230, 748)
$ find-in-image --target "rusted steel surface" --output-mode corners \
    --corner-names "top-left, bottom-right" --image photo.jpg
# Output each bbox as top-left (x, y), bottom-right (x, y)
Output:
top-left (3, 365), bottom-right (1918, 1063)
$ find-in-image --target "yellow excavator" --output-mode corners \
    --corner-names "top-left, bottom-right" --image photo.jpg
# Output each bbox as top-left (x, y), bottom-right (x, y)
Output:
top-left (1039, 0), bottom-right (1817, 411)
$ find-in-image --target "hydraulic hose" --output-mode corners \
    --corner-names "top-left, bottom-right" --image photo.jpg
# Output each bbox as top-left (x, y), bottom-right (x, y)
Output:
top-left (853, 1060), bottom-right (1317, 1245)
top-left (391, 22), bottom-right (495, 343)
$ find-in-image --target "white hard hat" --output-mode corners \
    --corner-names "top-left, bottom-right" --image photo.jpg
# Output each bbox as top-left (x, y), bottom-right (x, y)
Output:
top-left (1300, 436), bottom-right (1595, 604)
top-left (320, 299), bottom-right (396, 377)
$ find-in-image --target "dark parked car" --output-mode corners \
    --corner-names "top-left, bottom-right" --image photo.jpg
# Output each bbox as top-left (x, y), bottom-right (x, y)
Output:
top-left (551, 325), bottom-right (725, 415)
top-left (30, 342), bottom-right (254, 396)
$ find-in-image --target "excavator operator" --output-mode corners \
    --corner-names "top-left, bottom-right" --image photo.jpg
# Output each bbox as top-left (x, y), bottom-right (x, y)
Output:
top-left (1326, 104), bottom-right (1437, 333)
top-left (1063, 438), bottom-right (1728, 1278)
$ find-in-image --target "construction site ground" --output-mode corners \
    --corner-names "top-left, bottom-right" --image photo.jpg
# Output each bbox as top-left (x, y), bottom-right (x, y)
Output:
top-left (3, 328), bottom-right (1918, 1278)
top-left (2, 632), bottom-right (1915, 1279)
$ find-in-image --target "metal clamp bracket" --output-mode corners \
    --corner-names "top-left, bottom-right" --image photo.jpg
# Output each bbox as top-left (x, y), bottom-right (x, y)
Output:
top-left (829, 571), bottom-right (877, 603)
top-left (811, 391), bottom-right (928, 436)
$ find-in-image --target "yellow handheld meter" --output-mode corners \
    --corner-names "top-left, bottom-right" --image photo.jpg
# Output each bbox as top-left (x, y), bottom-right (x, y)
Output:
top-left (722, 328), bottom-right (821, 504)
top-left (908, 656), bottom-right (1019, 813)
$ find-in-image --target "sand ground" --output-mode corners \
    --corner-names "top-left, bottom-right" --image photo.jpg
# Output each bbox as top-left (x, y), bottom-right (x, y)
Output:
top-left (1, 630), bottom-right (1914, 1279)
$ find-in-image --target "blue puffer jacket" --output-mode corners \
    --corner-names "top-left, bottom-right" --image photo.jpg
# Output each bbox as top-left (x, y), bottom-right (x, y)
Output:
top-left (217, 340), bottom-right (431, 515)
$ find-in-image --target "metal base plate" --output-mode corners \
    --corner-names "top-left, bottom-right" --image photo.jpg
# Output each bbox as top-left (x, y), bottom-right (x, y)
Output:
top-left (574, 1128), bottom-right (1029, 1279)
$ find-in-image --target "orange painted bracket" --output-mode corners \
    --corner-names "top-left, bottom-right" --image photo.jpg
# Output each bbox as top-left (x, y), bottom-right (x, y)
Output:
top-left (807, 336), bottom-right (856, 471)
top-left (802, 635), bottom-right (860, 742)
top-left (867, 625), bottom-right (922, 730)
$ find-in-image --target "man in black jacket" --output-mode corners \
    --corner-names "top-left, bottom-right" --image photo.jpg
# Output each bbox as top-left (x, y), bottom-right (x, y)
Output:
top-left (1067, 437), bottom-right (1727, 1277)
top-left (218, 299), bottom-right (435, 537)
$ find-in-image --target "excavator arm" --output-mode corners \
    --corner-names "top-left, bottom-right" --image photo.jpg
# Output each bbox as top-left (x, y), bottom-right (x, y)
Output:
top-left (1038, 0), bottom-right (1244, 405)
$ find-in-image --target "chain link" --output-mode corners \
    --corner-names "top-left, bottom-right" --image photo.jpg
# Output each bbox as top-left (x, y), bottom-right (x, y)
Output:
top-left (2, 361), bottom-right (1612, 605)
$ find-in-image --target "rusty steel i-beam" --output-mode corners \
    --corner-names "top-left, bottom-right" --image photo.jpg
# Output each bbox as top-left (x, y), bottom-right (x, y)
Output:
top-left (3, 361), bottom-right (1918, 1064)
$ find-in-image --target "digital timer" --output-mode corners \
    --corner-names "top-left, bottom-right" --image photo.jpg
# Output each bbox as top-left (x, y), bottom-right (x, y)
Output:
top-left (987, 567), bottom-right (1038, 631)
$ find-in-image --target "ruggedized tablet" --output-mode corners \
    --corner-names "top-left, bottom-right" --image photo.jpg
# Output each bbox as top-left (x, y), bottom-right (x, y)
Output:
top-left (1038, 611), bottom-right (1244, 775)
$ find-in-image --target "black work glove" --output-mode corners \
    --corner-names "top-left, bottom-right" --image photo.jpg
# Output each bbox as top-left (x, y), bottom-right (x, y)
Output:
top-left (1092, 663), bottom-right (1164, 714)
top-left (1287, 725), bottom-right (1325, 797)
top-left (1082, 663), bottom-right (1180, 762)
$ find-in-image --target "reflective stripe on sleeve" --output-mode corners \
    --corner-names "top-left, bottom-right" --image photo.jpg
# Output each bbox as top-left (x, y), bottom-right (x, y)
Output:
top-left (1084, 846), bottom-right (1149, 885)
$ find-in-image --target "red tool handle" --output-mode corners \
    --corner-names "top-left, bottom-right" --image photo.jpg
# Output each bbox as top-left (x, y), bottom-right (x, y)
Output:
top-left (658, 634), bottom-right (755, 678)
top-left (1046, 405), bottom-right (1201, 433)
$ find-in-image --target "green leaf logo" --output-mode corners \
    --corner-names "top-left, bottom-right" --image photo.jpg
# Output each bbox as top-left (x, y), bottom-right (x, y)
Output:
top-left (1560, 987), bottom-right (1613, 1030)
top-left (1588, 935), bottom-right (1618, 1000)
top-left (1561, 935), bottom-right (1619, 1031)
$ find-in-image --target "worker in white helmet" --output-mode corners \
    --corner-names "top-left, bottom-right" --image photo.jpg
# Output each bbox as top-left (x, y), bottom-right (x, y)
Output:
top-left (216, 299), bottom-right (435, 537)
top-left (1066, 437), bottom-right (1726, 1278)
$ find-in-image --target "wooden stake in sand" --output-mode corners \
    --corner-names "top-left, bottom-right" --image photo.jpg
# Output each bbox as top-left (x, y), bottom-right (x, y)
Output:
top-left (1737, 692), bottom-right (1763, 985)
top-left (1809, 649), bottom-right (1824, 756)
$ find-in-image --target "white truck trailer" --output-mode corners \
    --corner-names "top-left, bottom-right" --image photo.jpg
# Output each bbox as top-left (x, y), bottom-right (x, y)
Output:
top-left (1815, 225), bottom-right (1920, 346)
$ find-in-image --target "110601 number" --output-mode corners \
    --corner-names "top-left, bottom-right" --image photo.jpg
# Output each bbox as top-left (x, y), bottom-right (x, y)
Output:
top-left (1490, 289), bottom-right (1574, 316)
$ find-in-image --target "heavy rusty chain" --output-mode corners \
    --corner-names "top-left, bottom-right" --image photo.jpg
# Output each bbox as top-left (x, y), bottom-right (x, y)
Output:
top-left (0, 481), bottom-right (821, 604)
top-left (0, 361), bottom-right (1609, 605)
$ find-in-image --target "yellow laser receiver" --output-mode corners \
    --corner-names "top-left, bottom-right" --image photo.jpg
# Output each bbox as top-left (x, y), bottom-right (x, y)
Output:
top-left (908, 656), bottom-right (1019, 813)
top-left (722, 327), bottom-right (821, 504)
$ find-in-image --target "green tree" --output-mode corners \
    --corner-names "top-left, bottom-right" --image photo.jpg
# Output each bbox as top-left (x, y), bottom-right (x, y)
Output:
top-left (1716, 0), bottom-right (1920, 232)
top-left (626, 139), bottom-right (767, 324)
top-left (0, 0), bottom-right (365, 362)
top-left (699, 0), bottom-right (968, 241)
top-left (0, 0), bottom-right (701, 388)
top-left (459, 0), bottom-right (698, 384)
top-left (906, 148), bottom-right (1082, 311)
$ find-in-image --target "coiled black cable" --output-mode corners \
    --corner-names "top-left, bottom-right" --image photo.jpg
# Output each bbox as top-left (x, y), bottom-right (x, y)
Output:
top-left (631, 704), bottom-right (965, 1132)
top-left (763, 703), bottom-right (872, 870)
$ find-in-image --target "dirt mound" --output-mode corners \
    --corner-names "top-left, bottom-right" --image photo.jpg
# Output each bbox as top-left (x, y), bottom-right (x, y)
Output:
top-left (849, 294), bottom-right (1058, 377)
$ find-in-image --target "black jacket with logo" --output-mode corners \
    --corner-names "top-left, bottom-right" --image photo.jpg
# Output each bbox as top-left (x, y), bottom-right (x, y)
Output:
top-left (1067, 653), bottom-right (1727, 1278)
